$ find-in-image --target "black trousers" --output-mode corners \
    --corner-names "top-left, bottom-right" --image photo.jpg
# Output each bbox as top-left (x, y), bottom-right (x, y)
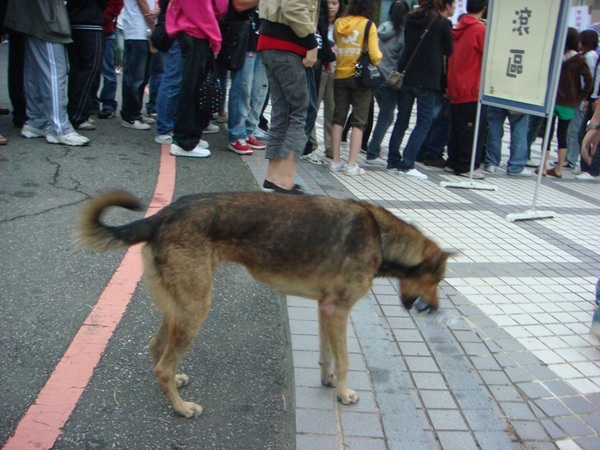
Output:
top-left (8, 31), bottom-right (27, 127)
top-left (447, 102), bottom-right (487, 174)
top-left (67, 29), bottom-right (104, 126)
top-left (174, 33), bottom-right (210, 150)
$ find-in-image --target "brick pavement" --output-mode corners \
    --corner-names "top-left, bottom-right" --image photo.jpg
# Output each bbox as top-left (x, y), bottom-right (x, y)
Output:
top-left (246, 107), bottom-right (600, 449)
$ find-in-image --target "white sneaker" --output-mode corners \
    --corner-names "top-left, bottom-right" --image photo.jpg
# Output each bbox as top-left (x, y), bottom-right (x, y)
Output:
top-left (301, 153), bottom-right (323, 165)
top-left (46, 132), bottom-right (90, 146)
top-left (253, 127), bottom-right (268, 140)
top-left (329, 161), bottom-right (346, 172)
top-left (170, 142), bottom-right (211, 158)
top-left (458, 169), bottom-right (485, 180)
top-left (397, 168), bottom-right (428, 180)
top-left (155, 134), bottom-right (173, 144)
top-left (575, 172), bottom-right (599, 181)
top-left (344, 164), bottom-right (366, 176)
top-left (21, 124), bottom-right (48, 138)
top-left (365, 157), bottom-right (387, 166)
top-left (77, 118), bottom-right (96, 130)
top-left (198, 139), bottom-right (209, 149)
top-left (203, 123), bottom-right (219, 134)
top-left (122, 119), bottom-right (151, 130)
top-left (483, 164), bottom-right (497, 173)
top-left (141, 115), bottom-right (156, 124)
top-left (507, 168), bottom-right (533, 177)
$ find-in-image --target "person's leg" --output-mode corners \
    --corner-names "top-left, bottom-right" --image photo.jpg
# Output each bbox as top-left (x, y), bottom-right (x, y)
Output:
top-left (416, 91), bottom-right (444, 162)
top-left (99, 32), bottom-right (118, 115)
top-left (361, 97), bottom-right (374, 152)
top-left (422, 98), bottom-right (451, 165)
top-left (8, 31), bottom-right (28, 127)
top-left (387, 88), bottom-right (415, 169)
top-left (67, 29), bottom-right (103, 127)
top-left (173, 33), bottom-right (210, 150)
top-left (146, 51), bottom-right (164, 116)
top-left (227, 53), bottom-right (253, 143)
top-left (246, 52), bottom-right (268, 137)
top-left (367, 84), bottom-right (397, 160)
top-left (322, 71), bottom-right (335, 157)
top-left (25, 36), bottom-right (76, 136)
top-left (121, 40), bottom-right (150, 123)
top-left (505, 112), bottom-right (529, 174)
top-left (451, 101), bottom-right (484, 173)
top-left (483, 106), bottom-right (505, 168)
top-left (398, 87), bottom-right (436, 171)
top-left (303, 66), bottom-right (318, 154)
top-left (155, 41), bottom-right (182, 136)
top-left (331, 79), bottom-right (352, 165)
top-left (566, 107), bottom-right (583, 166)
top-left (548, 118), bottom-right (570, 177)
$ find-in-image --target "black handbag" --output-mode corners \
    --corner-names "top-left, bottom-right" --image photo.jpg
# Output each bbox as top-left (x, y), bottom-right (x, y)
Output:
top-left (198, 57), bottom-right (224, 115)
top-left (150, 22), bottom-right (173, 53)
top-left (217, 17), bottom-right (251, 71)
top-left (355, 21), bottom-right (383, 88)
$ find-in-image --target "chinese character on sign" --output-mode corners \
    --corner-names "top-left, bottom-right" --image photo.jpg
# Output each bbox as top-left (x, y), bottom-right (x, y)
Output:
top-left (512, 7), bottom-right (532, 35)
top-left (506, 49), bottom-right (525, 78)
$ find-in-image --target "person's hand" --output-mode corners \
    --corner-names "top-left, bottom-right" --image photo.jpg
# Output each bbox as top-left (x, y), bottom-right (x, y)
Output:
top-left (302, 48), bottom-right (318, 68)
top-left (581, 128), bottom-right (600, 165)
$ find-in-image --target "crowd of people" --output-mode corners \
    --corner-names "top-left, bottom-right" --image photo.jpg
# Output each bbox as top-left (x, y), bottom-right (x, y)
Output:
top-left (1, 0), bottom-right (599, 188)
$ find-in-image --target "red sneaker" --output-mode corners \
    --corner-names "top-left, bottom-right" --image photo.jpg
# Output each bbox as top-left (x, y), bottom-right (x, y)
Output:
top-left (228, 139), bottom-right (253, 155)
top-left (245, 134), bottom-right (266, 150)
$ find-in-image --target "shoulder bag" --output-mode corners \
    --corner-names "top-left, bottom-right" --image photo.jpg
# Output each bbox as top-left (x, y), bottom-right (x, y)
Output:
top-left (355, 21), bottom-right (384, 88)
top-left (198, 56), bottom-right (225, 115)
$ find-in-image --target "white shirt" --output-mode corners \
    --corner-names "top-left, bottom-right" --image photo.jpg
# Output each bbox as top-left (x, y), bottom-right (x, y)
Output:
top-left (121, 0), bottom-right (152, 40)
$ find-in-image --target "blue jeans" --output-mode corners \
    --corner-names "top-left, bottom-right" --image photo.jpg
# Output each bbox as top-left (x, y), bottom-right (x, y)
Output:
top-left (98, 32), bottom-right (118, 112)
top-left (484, 106), bottom-right (529, 174)
top-left (121, 40), bottom-right (151, 122)
top-left (260, 49), bottom-right (309, 159)
top-left (367, 84), bottom-right (398, 160)
top-left (387, 85), bottom-right (436, 170)
top-left (227, 51), bottom-right (268, 142)
top-left (417, 93), bottom-right (450, 162)
top-left (156, 41), bottom-right (182, 135)
top-left (146, 50), bottom-right (164, 114)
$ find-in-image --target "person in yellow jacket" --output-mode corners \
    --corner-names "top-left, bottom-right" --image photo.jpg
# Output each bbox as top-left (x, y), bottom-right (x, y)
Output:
top-left (329, 0), bottom-right (382, 176)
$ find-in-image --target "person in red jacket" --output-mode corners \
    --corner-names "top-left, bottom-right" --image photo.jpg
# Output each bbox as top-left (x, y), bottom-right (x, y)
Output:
top-left (445, 0), bottom-right (487, 177)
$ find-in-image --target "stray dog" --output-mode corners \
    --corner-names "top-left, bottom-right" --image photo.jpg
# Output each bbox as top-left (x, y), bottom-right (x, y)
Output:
top-left (77, 190), bottom-right (450, 418)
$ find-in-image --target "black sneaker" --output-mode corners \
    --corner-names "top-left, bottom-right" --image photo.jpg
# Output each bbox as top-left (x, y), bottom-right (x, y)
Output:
top-left (98, 108), bottom-right (115, 119)
top-left (262, 180), bottom-right (305, 195)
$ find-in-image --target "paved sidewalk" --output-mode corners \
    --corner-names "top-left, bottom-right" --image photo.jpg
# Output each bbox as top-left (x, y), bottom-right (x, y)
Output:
top-left (246, 112), bottom-right (600, 449)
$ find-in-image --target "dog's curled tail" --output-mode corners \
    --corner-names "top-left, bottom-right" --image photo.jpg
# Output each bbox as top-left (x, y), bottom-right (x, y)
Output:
top-left (76, 190), bottom-right (150, 251)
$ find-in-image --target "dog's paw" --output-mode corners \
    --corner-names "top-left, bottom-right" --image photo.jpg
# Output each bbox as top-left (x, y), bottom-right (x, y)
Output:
top-left (337, 389), bottom-right (359, 405)
top-left (321, 374), bottom-right (336, 388)
top-left (176, 401), bottom-right (203, 418)
top-left (176, 373), bottom-right (190, 388)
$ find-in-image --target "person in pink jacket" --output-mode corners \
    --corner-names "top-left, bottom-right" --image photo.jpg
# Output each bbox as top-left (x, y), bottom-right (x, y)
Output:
top-left (166, 0), bottom-right (228, 157)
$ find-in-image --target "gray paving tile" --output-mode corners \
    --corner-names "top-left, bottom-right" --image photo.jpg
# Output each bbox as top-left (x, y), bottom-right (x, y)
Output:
top-left (473, 431), bottom-right (519, 449)
top-left (342, 437), bottom-right (387, 450)
top-left (554, 416), bottom-right (596, 437)
top-left (296, 433), bottom-right (339, 449)
top-left (454, 390), bottom-right (494, 410)
top-left (505, 367), bottom-right (535, 383)
top-left (428, 409), bottom-right (469, 431)
top-left (543, 380), bottom-right (579, 397)
top-left (516, 381), bottom-right (553, 400)
top-left (414, 372), bottom-right (447, 390)
top-left (339, 412), bottom-right (384, 438)
top-left (296, 408), bottom-right (338, 435)
top-left (582, 413), bottom-right (600, 433)
top-left (510, 420), bottom-right (550, 441)
top-left (420, 390), bottom-right (457, 409)
top-left (540, 418), bottom-right (567, 440)
top-left (462, 408), bottom-right (508, 432)
top-left (405, 356), bottom-right (439, 372)
top-left (534, 398), bottom-right (573, 418)
top-left (575, 436), bottom-right (600, 450)
top-left (295, 386), bottom-right (335, 410)
top-left (479, 369), bottom-right (512, 386)
top-left (436, 431), bottom-right (479, 450)
top-left (500, 401), bottom-right (537, 421)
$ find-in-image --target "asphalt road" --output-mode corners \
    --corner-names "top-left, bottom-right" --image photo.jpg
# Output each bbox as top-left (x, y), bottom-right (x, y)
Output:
top-left (0, 43), bottom-right (295, 449)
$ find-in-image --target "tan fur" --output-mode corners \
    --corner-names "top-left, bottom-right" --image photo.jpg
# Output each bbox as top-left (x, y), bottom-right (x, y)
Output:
top-left (77, 190), bottom-right (450, 417)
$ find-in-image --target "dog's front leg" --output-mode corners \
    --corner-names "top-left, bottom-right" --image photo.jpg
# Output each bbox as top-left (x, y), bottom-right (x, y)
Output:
top-left (319, 304), bottom-right (359, 405)
top-left (318, 306), bottom-right (335, 388)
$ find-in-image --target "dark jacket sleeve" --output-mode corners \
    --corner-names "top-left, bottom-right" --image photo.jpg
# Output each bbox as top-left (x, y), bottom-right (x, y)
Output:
top-left (317, 1), bottom-right (335, 63)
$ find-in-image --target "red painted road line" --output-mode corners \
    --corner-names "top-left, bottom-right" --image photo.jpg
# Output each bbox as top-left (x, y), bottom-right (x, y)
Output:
top-left (3, 144), bottom-right (176, 450)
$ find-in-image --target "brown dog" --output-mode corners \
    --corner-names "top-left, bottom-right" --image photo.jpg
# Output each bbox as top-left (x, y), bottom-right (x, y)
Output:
top-left (77, 190), bottom-right (450, 418)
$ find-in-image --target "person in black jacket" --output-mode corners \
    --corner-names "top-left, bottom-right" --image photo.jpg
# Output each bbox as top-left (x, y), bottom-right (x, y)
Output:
top-left (66, 0), bottom-right (108, 130)
top-left (386, 0), bottom-right (454, 180)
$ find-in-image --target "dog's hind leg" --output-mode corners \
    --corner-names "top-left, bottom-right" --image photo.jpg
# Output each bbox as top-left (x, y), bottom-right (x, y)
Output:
top-left (150, 319), bottom-right (189, 388)
top-left (318, 303), bottom-right (359, 405)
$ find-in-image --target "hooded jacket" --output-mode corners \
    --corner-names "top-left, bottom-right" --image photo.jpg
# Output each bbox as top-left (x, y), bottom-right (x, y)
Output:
top-left (397, 9), bottom-right (452, 91)
top-left (376, 20), bottom-right (404, 80)
top-left (166, 0), bottom-right (228, 54)
top-left (446, 14), bottom-right (485, 104)
top-left (334, 15), bottom-right (382, 79)
top-left (4, 0), bottom-right (72, 43)
top-left (556, 51), bottom-right (593, 109)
